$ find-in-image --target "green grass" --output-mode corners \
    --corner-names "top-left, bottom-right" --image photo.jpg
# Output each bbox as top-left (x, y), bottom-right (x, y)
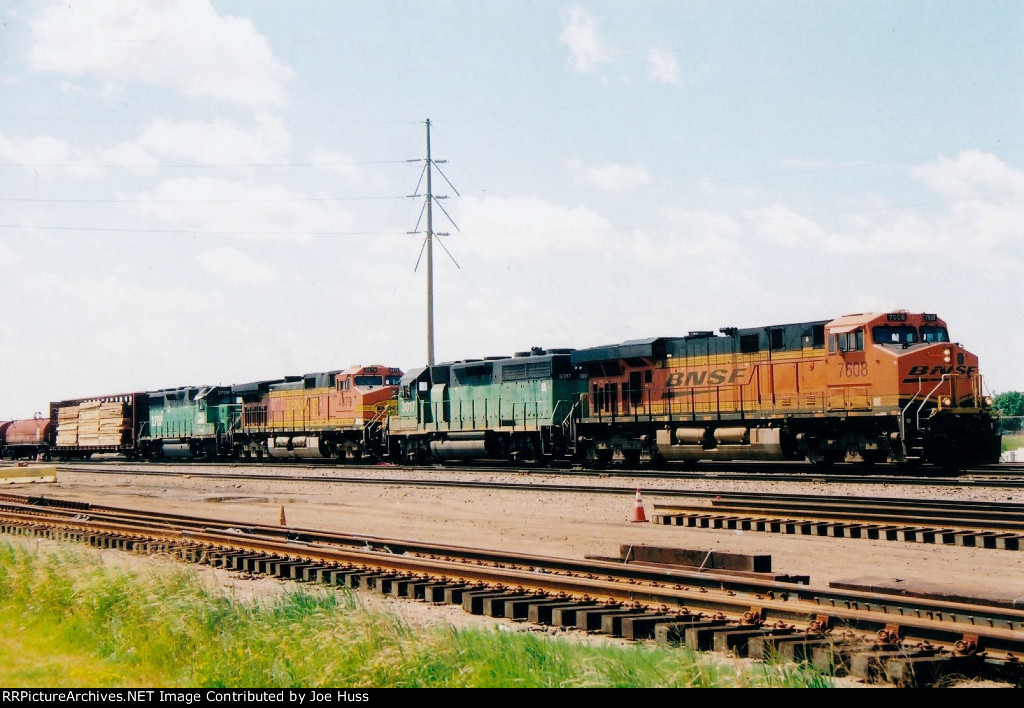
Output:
top-left (1001, 433), bottom-right (1024, 454)
top-left (0, 540), bottom-right (834, 688)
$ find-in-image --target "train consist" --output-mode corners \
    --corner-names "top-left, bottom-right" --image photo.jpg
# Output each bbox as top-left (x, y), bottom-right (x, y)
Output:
top-left (0, 311), bottom-right (1003, 469)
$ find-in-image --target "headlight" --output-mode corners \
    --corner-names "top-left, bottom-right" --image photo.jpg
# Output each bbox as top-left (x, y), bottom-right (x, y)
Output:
top-left (943, 347), bottom-right (952, 364)
top-left (941, 396), bottom-right (952, 407)
top-left (984, 396), bottom-right (995, 408)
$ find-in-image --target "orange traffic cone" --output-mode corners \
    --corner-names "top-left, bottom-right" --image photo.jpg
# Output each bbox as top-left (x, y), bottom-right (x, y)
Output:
top-left (279, 506), bottom-right (287, 526)
top-left (630, 489), bottom-right (647, 523)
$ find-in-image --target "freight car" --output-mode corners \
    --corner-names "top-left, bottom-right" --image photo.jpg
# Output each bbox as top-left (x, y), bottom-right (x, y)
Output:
top-left (0, 416), bottom-right (51, 460)
top-left (50, 393), bottom-right (144, 460)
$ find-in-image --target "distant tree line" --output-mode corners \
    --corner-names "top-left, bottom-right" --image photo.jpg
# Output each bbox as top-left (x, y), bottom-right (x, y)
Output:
top-left (996, 392), bottom-right (1024, 434)
top-left (995, 392), bottom-right (1024, 417)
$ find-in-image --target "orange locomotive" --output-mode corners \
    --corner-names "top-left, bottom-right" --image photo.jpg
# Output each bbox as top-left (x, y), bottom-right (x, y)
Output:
top-left (236, 364), bottom-right (402, 461)
top-left (572, 311), bottom-right (1000, 469)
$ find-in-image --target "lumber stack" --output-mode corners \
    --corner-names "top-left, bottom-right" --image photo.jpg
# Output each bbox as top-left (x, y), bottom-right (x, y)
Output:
top-left (55, 401), bottom-right (128, 447)
top-left (55, 405), bottom-right (79, 446)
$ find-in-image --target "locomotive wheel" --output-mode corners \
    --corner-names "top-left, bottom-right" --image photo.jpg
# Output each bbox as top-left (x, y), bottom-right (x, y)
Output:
top-left (621, 450), bottom-right (641, 469)
top-left (808, 450), bottom-right (843, 467)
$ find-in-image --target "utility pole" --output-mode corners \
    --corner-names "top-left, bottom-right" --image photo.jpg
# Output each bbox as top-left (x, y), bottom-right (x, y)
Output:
top-left (425, 119), bottom-right (435, 366)
top-left (408, 118), bottom-right (460, 368)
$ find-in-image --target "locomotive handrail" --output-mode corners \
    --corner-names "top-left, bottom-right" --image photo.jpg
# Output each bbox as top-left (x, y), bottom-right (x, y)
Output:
top-left (899, 377), bottom-right (924, 460)
top-left (916, 373), bottom-right (951, 430)
top-left (557, 397), bottom-right (582, 428)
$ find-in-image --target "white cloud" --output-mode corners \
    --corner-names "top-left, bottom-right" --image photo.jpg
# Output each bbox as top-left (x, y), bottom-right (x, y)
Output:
top-left (133, 177), bottom-right (356, 243)
top-left (0, 132), bottom-right (102, 178)
top-left (311, 149), bottom-right (364, 183)
top-left (747, 204), bottom-right (826, 248)
top-left (911, 149), bottom-right (1024, 200)
top-left (455, 195), bottom-right (616, 260)
top-left (647, 49), bottom-right (682, 86)
top-left (559, 6), bottom-right (613, 73)
top-left (661, 208), bottom-right (743, 257)
top-left (2, 115), bottom-right (291, 178)
top-left (572, 161), bottom-right (651, 191)
top-left (196, 246), bottom-right (280, 286)
top-left (132, 114), bottom-right (291, 168)
top-left (29, 0), bottom-right (293, 106)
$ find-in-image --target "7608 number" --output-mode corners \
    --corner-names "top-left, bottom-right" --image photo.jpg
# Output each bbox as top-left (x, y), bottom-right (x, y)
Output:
top-left (838, 362), bottom-right (868, 378)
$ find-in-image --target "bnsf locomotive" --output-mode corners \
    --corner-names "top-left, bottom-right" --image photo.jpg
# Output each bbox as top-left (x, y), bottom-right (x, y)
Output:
top-left (0, 311), bottom-right (1002, 469)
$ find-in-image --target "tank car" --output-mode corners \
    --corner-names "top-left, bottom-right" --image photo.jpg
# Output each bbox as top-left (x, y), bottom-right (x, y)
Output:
top-left (236, 364), bottom-right (402, 461)
top-left (0, 415), bottom-right (51, 460)
top-left (571, 311), bottom-right (1000, 469)
top-left (387, 348), bottom-right (587, 463)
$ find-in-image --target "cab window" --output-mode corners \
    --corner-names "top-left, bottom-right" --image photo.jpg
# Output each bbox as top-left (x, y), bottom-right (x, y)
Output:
top-left (354, 375), bottom-right (384, 387)
top-left (831, 330), bottom-right (864, 352)
top-left (920, 326), bottom-right (949, 343)
top-left (872, 325), bottom-right (917, 345)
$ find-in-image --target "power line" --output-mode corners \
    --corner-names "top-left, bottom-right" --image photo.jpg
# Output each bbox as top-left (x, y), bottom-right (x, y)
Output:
top-left (0, 195), bottom-right (406, 204)
top-left (0, 223), bottom-right (410, 236)
top-left (3, 190), bottom-right (1018, 238)
top-left (0, 159), bottom-right (412, 169)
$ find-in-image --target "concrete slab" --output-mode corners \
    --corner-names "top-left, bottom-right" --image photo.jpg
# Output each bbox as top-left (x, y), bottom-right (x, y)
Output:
top-left (0, 464), bottom-right (57, 484)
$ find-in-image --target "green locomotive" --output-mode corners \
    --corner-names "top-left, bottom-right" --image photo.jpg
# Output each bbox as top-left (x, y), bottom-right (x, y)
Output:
top-left (388, 347), bottom-right (588, 463)
top-left (138, 386), bottom-right (240, 459)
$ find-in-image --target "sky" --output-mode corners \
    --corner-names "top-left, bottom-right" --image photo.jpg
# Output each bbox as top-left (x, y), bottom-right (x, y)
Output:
top-left (1, 1), bottom-right (1022, 418)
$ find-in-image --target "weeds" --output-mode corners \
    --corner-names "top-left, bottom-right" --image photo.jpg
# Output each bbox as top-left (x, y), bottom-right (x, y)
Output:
top-left (0, 540), bottom-right (834, 688)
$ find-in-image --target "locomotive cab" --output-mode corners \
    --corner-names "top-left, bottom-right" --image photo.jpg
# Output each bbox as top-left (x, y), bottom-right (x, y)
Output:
top-left (824, 311), bottom-right (999, 467)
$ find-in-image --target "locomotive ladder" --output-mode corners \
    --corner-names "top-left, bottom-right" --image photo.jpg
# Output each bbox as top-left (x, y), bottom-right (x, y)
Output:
top-left (899, 378), bottom-right (926, 461)
top-left (363, 405), bottom-right (392, 454)
top-left (554, 398), bottom-right (582, 455)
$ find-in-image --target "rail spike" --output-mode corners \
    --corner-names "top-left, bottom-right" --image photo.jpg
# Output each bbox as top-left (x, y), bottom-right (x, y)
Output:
top-left (877, 623), bottom-right (903, 644)
top-left (807, 614), bottom-right (835, 635)
top-left (741, 607), bottom-right (766, 626)
top-left (954, 634), bottom-right (983, 657)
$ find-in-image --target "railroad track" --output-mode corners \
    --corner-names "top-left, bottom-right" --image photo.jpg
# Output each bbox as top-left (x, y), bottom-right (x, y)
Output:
top-left (49, 463), bottom-right (1024, 547)
top-left (49, 459), bottom-right (1024, 491)
top-left (47, 464), bottom-right (1024, 503)
top-left (1, 491), bottom-right (1022, 687)
top-left (653, 495), bottom-right (1024, 551)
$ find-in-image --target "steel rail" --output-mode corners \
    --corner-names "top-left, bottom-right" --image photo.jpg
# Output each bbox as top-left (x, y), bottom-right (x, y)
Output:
top-left (652, 499), bottom-right (1024, 533)
top-left (49, 460), bottom-right (1024, 490)
top-left (2, 497), bottom-right (1024, 642)
top-left (3, 501), bottom-right (1024, 685)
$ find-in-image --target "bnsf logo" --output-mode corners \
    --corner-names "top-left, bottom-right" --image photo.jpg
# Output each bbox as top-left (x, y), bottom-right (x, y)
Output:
top-left (665, 368), bottom-right (748, 387)
top-left (905, 365), bottom-right (977, 377)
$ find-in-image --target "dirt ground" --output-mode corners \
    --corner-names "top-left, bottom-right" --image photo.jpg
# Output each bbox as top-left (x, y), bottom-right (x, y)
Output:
top-left (33, 464), bottom-right (1024, 601)
top-left (7, 463), bottom-right (1024, 688)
